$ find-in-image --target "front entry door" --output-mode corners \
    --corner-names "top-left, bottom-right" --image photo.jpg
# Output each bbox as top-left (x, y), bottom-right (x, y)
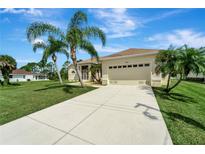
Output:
top-left (81, 65), bottom-right (89, 80)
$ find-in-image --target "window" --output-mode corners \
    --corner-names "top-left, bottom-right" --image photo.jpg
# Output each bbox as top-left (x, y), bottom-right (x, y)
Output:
top-left (128, 65), bottom-right (132, 68)
top-left (9, 75), bottom-right (13, 78)
top-left (145, 63), bottom-right (150, 67)
top-left (23, 75), bottom-right (25, 79)
top-left (109, 66), bottom-right (112, 69)
top-left (118, 66), bottom-right (122, 68)
top-left (123, 65), bottom-right (127, 68)
top-left (139, 64), bottom-right (143, 67)
top-left (113, 66), bottom-right (117, 69)
top-left (133, 64), bottom-right (138, 67)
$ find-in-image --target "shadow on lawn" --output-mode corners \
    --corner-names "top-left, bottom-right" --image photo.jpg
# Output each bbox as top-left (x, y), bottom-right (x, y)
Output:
top-left (153, 87), bottom-right (197, 104)
top-left (34, 84), bottom-right (78, 93)
top-left (135, 103), bottom-right (205, 131)
top-left (153, 87), bottom-right (205, 131)
top-left (162, 111), bottom-right (205, 131)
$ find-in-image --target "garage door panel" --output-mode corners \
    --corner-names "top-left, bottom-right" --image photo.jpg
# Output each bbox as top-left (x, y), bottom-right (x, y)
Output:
top-left (108, 67), bottom-right (151, 81)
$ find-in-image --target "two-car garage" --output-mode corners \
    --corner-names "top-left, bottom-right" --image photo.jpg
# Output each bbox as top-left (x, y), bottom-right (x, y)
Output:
top-left (100, 51), bottom-right (157, 85)
top-left (108, 63), bottom-right (151, 81)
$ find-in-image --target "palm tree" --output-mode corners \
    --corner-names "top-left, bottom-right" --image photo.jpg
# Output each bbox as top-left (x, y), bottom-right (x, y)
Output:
top-left (27, 22), bottom-right (69, 84)
top-left (0, 55), bottom-right (17, 85)
top-left (178, 45), bottom-right (205, 78)
top-left (155, 46), bottom-right (180, 92)
top-left (155, 45), bottom-right (205, 93)
top-left (32, 36), bottom-right (69, 84)
top-left (65, 11), bottom-right (106, 87)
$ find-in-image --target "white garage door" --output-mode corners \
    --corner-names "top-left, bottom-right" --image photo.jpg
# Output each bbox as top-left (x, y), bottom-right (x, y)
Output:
top-left (108, 63), bottom-right (151, 82)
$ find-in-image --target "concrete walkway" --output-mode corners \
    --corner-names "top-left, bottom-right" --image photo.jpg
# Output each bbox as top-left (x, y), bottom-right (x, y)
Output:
top-left (0, 85), bottom-right (172, 145)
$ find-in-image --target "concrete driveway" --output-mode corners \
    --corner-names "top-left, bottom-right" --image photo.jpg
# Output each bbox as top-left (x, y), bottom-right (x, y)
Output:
top-left (0, 85), bottom-right (172, 145)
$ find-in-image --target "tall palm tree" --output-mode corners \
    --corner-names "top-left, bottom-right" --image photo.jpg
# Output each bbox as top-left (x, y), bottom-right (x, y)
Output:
top-left (32, 36), bottom-right (68, 84)
top-left (27, 22), bottom-right (69, 84)
top-left (65, 11), bottom-right (106, 87)
top-left (26, 11), bottom-right (106, 87)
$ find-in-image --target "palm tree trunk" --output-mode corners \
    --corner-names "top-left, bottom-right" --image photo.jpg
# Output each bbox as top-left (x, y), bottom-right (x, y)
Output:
top-left (52, 56), bottom-right (63, 85)
top-left (71, 48), bottom-right (84, 87)
top-left (167, 74), bottom-right (182, 93)
top-left (165, 73), bottom-right (171, 92)
top-left (54, 61), bottom-right (63, 84)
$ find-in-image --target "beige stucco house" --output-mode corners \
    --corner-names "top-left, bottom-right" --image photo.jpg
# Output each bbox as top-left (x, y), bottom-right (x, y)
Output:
top-left (68, 48), bottom-right (168, 87)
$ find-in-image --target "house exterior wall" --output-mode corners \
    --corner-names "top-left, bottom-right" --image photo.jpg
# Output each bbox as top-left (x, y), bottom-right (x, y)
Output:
top-left (68, 63), bottom-right (92, 81)
top-left (4, 74), bottom-right (34, 82)
top-left (68, 65), bottom-right (78, 81)
top-left (67, 54), bottom-right (167, 87)
top-left (101, 55), bottom-right (162, 86)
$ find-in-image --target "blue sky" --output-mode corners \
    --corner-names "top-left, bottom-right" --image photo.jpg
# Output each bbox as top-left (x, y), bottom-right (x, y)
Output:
top-left (0, 8), bottom-right (205, 68)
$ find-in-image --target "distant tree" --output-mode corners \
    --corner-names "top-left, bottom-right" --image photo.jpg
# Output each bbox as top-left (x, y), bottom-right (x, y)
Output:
top-left (60, 61), bottom-right (70, 80)
top-left (0, 55), bottom-right (17, 85)
top-left (20, 62), bottom-right (39, 72)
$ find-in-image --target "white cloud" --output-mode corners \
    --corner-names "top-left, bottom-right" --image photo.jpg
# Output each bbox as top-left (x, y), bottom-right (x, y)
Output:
top-left (32, 38), bottom-right (45, 44)
top-left (0, 8), bottom-right (42, 16)
top-left (90, 9), bottom-right (191, 39)
top-left (147, 29), bottom-right (205, 48)
top-left (89, 9), bottom-right (141, 38)
top-left (143, 9), bottom-right (190, 24)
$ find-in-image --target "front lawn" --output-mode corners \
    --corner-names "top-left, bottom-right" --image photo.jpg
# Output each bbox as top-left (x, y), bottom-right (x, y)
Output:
top-left (153, 80), bottom-right (205, 144)
top-left (0, 81), bottom-right (96, 125)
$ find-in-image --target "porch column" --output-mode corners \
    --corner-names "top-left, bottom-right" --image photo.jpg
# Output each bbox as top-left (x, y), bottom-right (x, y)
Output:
top-left (88, 64), bottom-right (92, 81)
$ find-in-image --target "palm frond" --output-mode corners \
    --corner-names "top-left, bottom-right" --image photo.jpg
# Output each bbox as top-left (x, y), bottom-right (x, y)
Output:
top-left (59, 48), bottom-right (69, 60)
top-left (68, 11), bottom-right (87, 29)
top-left (32, 41), bottom-right (47, 52)
top-left (27, 22), bottom-right (63, 42)
top-left (83, 26), bottom-right (106, 46)
top-left (79, 40), bottom-right (99, 60)
top-left (40, 47), bottom-right (51, 65)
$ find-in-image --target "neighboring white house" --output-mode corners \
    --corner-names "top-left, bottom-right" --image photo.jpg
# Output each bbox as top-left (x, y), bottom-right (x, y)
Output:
top-left (68, 48), bottom-right (168, 87)
top-left (0, 69), bottom-right (48, 82)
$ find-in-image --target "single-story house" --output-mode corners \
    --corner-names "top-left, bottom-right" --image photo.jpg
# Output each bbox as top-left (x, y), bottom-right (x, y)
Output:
top-left (0, 69), bottom-right (48, 82)
top-left (68, 48), bottom-right (168, 87)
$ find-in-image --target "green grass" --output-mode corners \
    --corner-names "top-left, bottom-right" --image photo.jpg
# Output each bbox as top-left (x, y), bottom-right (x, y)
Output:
top-left (153, 80), bottom-right (205, 144)
top-left (0, 81), bottom-right (96, 125)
